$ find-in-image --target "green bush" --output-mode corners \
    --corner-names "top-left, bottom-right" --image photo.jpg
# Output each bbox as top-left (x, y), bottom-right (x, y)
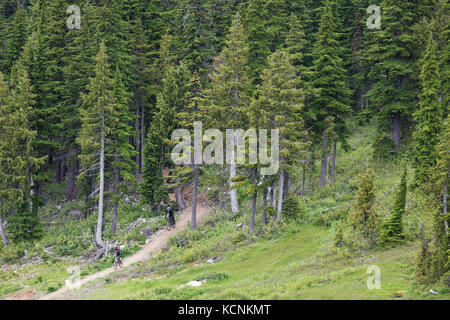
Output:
top-left (282, 195), bottom-right (305, 221)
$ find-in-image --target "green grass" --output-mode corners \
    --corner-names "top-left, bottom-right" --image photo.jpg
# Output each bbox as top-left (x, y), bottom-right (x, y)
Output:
top-left (1, 121), bottom-right (447, 300)
top-left (63, 224), bottom-right (449, 300)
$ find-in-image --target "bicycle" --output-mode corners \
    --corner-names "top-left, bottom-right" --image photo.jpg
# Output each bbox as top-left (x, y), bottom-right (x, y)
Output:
top-left (114, 256), bottom-right (123, 269)
top-left (166, 216), bottom-right (176, 230)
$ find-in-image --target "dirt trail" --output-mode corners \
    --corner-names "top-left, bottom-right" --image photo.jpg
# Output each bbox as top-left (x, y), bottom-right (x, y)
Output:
top-left (39, 202), bottom-right (211, 300)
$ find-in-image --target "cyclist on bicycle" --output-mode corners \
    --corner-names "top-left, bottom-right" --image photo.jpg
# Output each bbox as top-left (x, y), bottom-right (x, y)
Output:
top-left (113, 244), bottom-right (122, 267)
top-left (165, 205), bottom-right (175, 228)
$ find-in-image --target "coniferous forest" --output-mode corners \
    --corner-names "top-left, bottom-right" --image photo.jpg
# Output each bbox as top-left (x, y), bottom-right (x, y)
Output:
top-left (0, 0), bottom-right (449, 301)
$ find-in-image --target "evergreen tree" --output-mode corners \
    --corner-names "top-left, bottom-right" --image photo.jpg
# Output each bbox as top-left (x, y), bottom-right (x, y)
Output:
top-left (77, 42), bottom-right (115, 248)
top-left (177, 71), bottom-right (204, 230)
top-left (110, 67), bottom-right (137, 234)
top-left (350, 167), bottom-right (378, 242)
top-left (417, 115), bottom-right (450, 284)
top-left (202, 13), bottom-right (251, 214)
top-left (284, 13), bottom-right (307, 78)
top-left (243, 0), bottom-right (290, 86)
top-left (310, 0), bottom-right (351, 188)
top-left (0, 66), bottom-right (45, 244)
top-left (174, 0), bottom-right (215, 80)
top-left (282, 195), bottom-right (304, 221)
top-left (380, 160), bottom-right (408, 248)
top-left (140, 93), bottom-right (171, 214)
top-left (413, 31), bottom-right (443, 188)
top-left (361, 0), bottom-right (419, 153)
top-left (433, 114), bottom-right (450, 275)
top-left (0, 2), bottom-right (28, 75)
top-left (256, 50), bottom-right (307, 219)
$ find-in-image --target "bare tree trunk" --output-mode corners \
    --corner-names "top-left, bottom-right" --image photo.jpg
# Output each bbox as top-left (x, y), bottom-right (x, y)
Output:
top-left (392, 113), bottom-right (401, 150)
top-left (326, 155), bottom-right (330, 185)
top-left (301, 161), bottom-right (306, 195)
top-left (66, 155), bottom-right (77, 201)
top-left (320, 134), bottom-right (328, 188)
top-left (331, 140), bottom-right (337, 184)
top-left (96, 110), bottom-right (105, 248)
top-left (134, 97), bottom-right (141, 177)
top-left (30, 176), bottom-right (34, 212)
top-left (191, 164), bottom-right (199, 230)
top-left (56, 157), bottom-right (63, 184)
top-left (272, 182), bottom-right (277, 209)
top-left (277, 169), bottom-right (284, 220)
top-left (229, 165), bottom-right (240, 213)
top-left (310, 151), bottom-right (316, 193)
top-left (111, 147), bottom-right (120, 235)
top-left (250, 167), bottom-right (258, 232)
top-left (175, 175), bottom-right (187, 211)
top-left (283, 170), bottom-right (290, 199)
top-left (140, 103), bottom-right (145, 173)
top-left (0, 214), bottom-right (9, 246)
top-left (419, 220), bottom-right (428, 251)
top-left (262, 188), bottom-right (268, 225)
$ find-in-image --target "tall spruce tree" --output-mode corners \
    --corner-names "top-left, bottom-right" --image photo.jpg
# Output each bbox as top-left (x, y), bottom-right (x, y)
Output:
top-left (256, 50), bottom-right (307, 219)
top-left (413, 31), bottom-right (443, 188)
top-left (361, 0), bottom-right (418, 153)
top-left (177, 71), bottom-right (204, 230)
top-left (310, 0), bottom-right (351, 188)
top-left (201, 13), bottom-right (251, 214)
top-left (110, 67), bottom-right (137, 234)
top-left (1, 2), bottom-right (28, 76)
top-left (243, 0), bottom-right (290, 86)
top-left (77, 42), bottom-right (115, 248)
top-left (350, 167), bottom-right (378, 242)
top-left (140, 93), bottom-right (171, 214)
top-left (0, 66), bottom-right (45, 244)
top-left (380, 160), bottom-right (408, 247)
top-left (174, 0), bottom-right (215, 80)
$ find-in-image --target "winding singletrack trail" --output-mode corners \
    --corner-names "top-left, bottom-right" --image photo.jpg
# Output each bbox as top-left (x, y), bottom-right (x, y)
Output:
top-left (39, 201), bottom-right (211, 300)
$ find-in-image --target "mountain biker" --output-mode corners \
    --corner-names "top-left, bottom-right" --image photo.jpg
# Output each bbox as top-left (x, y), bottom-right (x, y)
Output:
top-left (165, 205), bottom-right (175, 228)
top-left (113, 244), bottom-right (122, 266)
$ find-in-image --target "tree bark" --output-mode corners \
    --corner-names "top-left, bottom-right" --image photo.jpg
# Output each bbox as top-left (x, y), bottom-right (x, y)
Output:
top-left (140, 103), bottom-right (145, 173)
top-left (283, 170), bottom-right (290, 199)
top-left (56, 156), bottom-right (63, 184)
top-left (277, 169), bottom-right (284, 220)
top-left (0, 214), bottom-right (9, 246)
top-left (229, 165), bottom-right (240, 214)
top-left (326, 155), bottom-right (330, 185)
top-left (96, 108), bottom-right (105, 248)
top-left (134, 97), bottom-right (141, 177)
top-left (30, 176), bottom-right (34, 213)
top-left (66, 155), bottom-right (77, 201)
top-left (310, 151), bottom-right (316, 193)
top-left (262, 188), bottom-right (268, 225)
top-left (392, 113), bottom-right (401, 150)
top-left (175, 175), bottom-right (187, 211)
top-left (111, 146), bottom-right (120, 235)
top-left (320, 134), bottom-right (328, 188)
top-left (331, 140), bottom-right (337, 184)
top-left (301, 161), bottom-right (306, 195)
top-left (272, 182), bottom-right (277, 209)
top-left (191, 164), bottom-right (199, 230)
top-left (250, 167), bottom-right (258, 232)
